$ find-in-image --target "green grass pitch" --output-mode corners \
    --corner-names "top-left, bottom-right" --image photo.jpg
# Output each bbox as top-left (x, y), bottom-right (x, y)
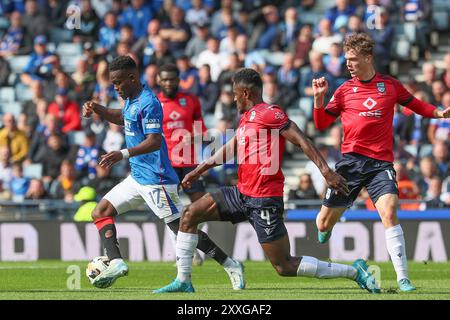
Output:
top-left (0, 260), bottom-right (449, 300)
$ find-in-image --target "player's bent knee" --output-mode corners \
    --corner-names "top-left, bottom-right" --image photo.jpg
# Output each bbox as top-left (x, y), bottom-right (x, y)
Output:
top-left (180, 205), bottom-right (198, 229)
top-left (91, 201), bottom-right (116, 220)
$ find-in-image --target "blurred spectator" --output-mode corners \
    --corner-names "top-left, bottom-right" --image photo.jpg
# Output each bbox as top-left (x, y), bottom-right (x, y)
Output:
top-left (0, 146), bottom-right (13, 200)
top-left (176, 53), bottom-right (199, 94)
top-left (98, 11), bottom-right (120, 55)
top-left (0, 56), bottom-right (11, 86)
top-left (142, 63), bottom-right (160, 93)
top-left (186, 0), bottom-right (210, 31)
top-left (92, 60), bottom-right (116, 106)
top-left (75, 130), bottom-right (100, 180)
top-left (21, 35), bottom-right (57, 86)
top-left (346, 15), bottom-right (364, 36)
top-left (119, 0), bottom-right (153, 39)
top-left (22, 0), bottom-right (48, 51)
top-left (119, 24), bottom-right (135, 47)
top-left (45, 71), bottom-right (77, 107)
top-left (83, 112), bottom-right (108, 148)
top-left (47, 88), bottom-right (81, 133)
top-left (25, 178), bottom-right (47, 200)
top-left (418, 62), bottom-right (436, 98)
top-left (251, 5), bottom-right (282, 50)
top-left (145, 35), bottom-right (175, 68)
top-left (235, 33), bottom-right (249, 66)
top-left (277, 52), bottom-right (300, 108)
top-left (47, 0), bottom-right (68, 29)
top-left (440, 53), bottom-right (450, 89)
top-left (217, 52), bottom-right (241, 87)
top-left (49, 160), bottom-right (80, 201)
top-left (298, 50), bottom-right (333, 120)
top-left (196, 37), bottom-right (227, 82)
top-left (198, 64), bottom-right (219, 115)
top-left (427, 91), bottom-right (450, 143)
top-left (216, 9), bottom-right (244, 41)
top-left (0, 113), bottom-right (29, 163)
top-left (27, 113), bottom-right (67, 164)
top-left (73, 0), bottom-right (101, 43)
top-left (423, 176), bottom-right (445, 209)
top-left (324, 0), bottom-right (356, 32)
top-left (185, 21), bottom-right (209, 64)
top-left (90, 164), bottom-right (121, 199)
top-left (399, 91), bottom-right (431, 145)
top-left (102, 123), bottom-right (124, 153)
top-left (431, 140), bottom-right (450, 177)
top-left (219, 24), bottom-right (241, 55)
top-left (210, 1), bottom-right (234, 39)
top-left (327, 124), bottom-right (343, 162)
top-left (415, 156), bottom-right (437, 197)
top-left (9, 163), bottom-right (30, 202)
top-left (431, 80), bottom-right (447, 107)
top-left (73, 186), bottom-right (97, 221)
top-left (441, 176), bottom-right (450, 207)
top-left (312, 18), bottom-right (342, 55)
top-left (159, 6), bottom-right (191, 56)
top-left (72, 57), bottom-right (97, 100)
top-left (394, 159), bottom-right (421, 210)
top-left (0, 11), bottom-right (25, 58)
top-left (21, 80), bottom-right (46, 131)
top-left (367, 7), bottom-right (394, 74)
top-left (132, 19), bottom-right (160, 67)
top-left (323, 42), bottom-right (346, 85)
top-left (401, 0), bottom-right (432, 59)
top-left (262, 81), bottom-right (283, 106)
top-left (288, 173), bottom-right (319, 204)
top-left (214, 84), bottom-right (237, 125)
top-left (290, 24), bottom-right (313, 68)
top-left (279, 7), bottom-right (301, 50)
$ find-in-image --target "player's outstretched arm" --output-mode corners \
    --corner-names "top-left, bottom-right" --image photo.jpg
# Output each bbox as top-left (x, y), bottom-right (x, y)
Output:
top-left (82, 101), bottom-right (124, 125)
top-left (281, 121), bottom-right (349, 196)
top-left (182, 136), bottom-right (237, 190)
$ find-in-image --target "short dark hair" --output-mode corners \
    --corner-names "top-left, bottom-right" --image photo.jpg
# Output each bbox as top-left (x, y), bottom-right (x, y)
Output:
top-left (109, 55), bottom-right (137, 72)
top-left (232, 68), bottom-right (263, 90)
top-left (158, 63), bottom-right (179, 76)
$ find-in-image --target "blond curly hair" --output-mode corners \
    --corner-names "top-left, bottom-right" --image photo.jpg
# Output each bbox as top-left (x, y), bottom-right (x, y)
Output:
top-left (343, 33), bottom-right (375, 56)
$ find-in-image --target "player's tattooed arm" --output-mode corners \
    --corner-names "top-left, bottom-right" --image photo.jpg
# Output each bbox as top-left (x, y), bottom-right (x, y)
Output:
top-left (182, 136), bottom-right (237, 189)
top-left (82, 101), bottom-right (124, 125)
top-left (281, 121), bottom-right (350, 196)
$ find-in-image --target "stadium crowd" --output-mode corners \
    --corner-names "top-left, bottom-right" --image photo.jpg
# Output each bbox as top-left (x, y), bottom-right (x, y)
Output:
top-left (0, 0), bottom-right (449, 211)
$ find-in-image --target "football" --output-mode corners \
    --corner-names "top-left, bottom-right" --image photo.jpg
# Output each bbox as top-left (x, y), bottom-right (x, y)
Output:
top-left (86, 256), bottom-right (110, 283)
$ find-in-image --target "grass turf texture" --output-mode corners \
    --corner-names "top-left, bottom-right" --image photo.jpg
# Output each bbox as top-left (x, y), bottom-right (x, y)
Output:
top-left (0, 261), bottom-right (449, 300)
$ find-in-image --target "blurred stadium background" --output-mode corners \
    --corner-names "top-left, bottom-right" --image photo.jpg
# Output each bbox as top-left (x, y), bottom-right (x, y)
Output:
top-left (0, 0), bottom-right (449, 272)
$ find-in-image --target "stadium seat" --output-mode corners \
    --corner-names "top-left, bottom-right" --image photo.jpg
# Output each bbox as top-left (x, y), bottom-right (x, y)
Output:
top-left (7, 55), bottom-right (30, 74)
top-left (15, 84), bottom-right (33, 102)
top-left (23, 163), bottom-right (43, 179)
top-left (50, 28), bottom-right (74, 44)
top-left (60, 55), bottom-right (83, 73)
top-left (68, 131), bottom-right (86, 146)
top-left (432, 11), bottom-right (449, 31)
top-left (56, 42), bottom-right (82, 56)
top-left (0, 87), bottom-right (16, 102)
top-left (392, 35), bottom-right (412, 61)
top-left (0, 102), bottom-right (23, 119)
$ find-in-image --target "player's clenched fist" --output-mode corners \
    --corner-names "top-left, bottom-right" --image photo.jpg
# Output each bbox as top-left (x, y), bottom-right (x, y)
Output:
top-left (82, 101), bottom-right (96, 118)
top-left (312, 77), bottom-right (328, 98)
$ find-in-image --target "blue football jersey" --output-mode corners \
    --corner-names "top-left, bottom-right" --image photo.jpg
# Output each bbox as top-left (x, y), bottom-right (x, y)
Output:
top-left (122, 86), bottom-right (179, 185)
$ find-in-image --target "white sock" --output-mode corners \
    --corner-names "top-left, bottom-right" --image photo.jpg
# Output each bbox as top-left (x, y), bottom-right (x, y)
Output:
top-left (110, 258), bottom-right (123, 265)
top-left (222, 257), bottom-right (237, 268)
top-left (297, 256), bottom-right (356, 279)
top-left (385, 224), bottom-right (408, 281)
top-left (176, 231), bottom-right (198, 283)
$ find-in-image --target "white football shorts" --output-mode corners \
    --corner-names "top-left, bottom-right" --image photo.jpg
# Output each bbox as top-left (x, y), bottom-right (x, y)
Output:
top-left (103, 175), bottom-right (182, 223)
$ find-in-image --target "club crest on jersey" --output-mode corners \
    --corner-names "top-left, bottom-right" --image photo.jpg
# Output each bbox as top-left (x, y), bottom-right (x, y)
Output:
top-left (377, 82), bottom-right (386, 93)
top-left (249, 111), bottom-right (256, 121)
top-left (179, 98), bottom-right (187, 106)
top-left (353, 87), bottom-right (358, 93)
top-left (129, 105), bottom-right (137, 116)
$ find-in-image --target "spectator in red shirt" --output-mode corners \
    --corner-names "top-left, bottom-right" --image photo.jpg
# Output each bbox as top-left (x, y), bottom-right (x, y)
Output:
top-left (47, 88), bottom-right (81, 133)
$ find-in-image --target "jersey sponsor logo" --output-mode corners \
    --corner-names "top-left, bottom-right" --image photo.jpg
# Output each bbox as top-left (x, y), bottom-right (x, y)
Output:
top-left (358, 109), bottom-right (382, 118)
top-left (167, 121), bottom-right (185, 129)
top-left (250, 111), bottom-right (256, 121)
top-left (377, 82), bottom-right (386, 93)
top-left (146, 123), bottom-right (161, 129)
top-left (362, 97), bottom-right (377, 110)
top-left (275, 111), bottom-right (285, 120)
top-left (169, 111), bottom-right (181, 121)
top-left (179, 98), bottom-right (187, 106)
top-left (353, 87), bottom-right (358, 93)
